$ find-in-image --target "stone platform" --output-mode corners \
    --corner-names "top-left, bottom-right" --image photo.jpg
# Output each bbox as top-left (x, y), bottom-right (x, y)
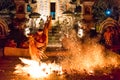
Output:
top-left (3, 45), bottom-right (67, 57)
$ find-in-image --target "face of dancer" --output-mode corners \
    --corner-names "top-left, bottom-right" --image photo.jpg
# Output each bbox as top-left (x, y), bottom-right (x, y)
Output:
top-left (37, 30), bottom-right (43, 35)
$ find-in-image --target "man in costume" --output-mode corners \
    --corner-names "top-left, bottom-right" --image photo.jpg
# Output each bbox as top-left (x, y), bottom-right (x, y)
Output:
top-left (29, 16), bottom-right (52, 61)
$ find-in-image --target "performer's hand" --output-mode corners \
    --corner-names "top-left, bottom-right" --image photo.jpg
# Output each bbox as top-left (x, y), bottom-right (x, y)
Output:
top-left (49, 16), bottom-right (52, 20)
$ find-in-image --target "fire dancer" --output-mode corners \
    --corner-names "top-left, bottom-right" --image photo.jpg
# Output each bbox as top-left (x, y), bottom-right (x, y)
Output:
top-left (28, 29), bottom-right (47, 61)
top-left (28, 16), bottom-right (52, 61)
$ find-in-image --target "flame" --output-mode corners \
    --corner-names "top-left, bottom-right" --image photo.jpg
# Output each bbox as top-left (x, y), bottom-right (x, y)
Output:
top-left (14, 58), bottom-right (63, 79)
top-left (60, 29), bottom-right (120, 74)
top-left (14, 28), bottom-right (120, 79)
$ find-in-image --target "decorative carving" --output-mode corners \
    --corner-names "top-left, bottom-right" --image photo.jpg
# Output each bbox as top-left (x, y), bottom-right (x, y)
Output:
top-left (0, 0), bottom-right (15, 11)
top-left (100, 17), bottom-right (119, 33)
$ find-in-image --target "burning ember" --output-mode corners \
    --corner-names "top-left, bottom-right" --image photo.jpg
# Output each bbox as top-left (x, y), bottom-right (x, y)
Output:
top-left (14, 58), bottom-right (63, 79)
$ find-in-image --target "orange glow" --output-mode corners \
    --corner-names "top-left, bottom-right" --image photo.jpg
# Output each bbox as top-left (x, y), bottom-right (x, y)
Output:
top-left (14, 28), bottom-right (120, 79)
top-left (14, 58), bottom-right (63, 79)
top-left (60, 29), bottom-right (120, 74)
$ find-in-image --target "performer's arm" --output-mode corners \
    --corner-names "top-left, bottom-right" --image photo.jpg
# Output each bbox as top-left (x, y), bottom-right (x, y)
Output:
top-left (43, 16), bottom-right (52, 32)
top-left (47, 16), bottom-right (52, 29)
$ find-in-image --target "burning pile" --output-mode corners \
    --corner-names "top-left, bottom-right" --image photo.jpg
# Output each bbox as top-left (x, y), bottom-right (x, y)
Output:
top-left (60, 30), bottom-right (120, 74)
top-left (14, 58), bottom-right (63, 79)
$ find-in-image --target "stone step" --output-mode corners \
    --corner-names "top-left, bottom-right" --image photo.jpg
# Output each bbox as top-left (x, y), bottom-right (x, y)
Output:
top-left (48, 26), bottom-right (61, 45)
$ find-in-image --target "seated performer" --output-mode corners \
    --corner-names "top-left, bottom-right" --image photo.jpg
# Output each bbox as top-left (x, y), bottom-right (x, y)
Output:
top-left (103, 28), bottom-right (112, 48)
top-left (5, 39), bottom-right (17, 48)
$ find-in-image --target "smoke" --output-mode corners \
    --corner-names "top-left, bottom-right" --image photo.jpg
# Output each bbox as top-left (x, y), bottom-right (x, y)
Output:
top-left (60, 29), bottom-right (120, 74)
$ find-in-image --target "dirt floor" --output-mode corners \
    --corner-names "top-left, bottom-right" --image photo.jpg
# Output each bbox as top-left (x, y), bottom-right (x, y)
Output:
top-left (0, 56), bottom-right (120, 80)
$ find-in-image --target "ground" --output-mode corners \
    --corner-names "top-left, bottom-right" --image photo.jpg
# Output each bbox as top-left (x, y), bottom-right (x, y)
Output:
top-left (0, 55), bottom-right (120, 80)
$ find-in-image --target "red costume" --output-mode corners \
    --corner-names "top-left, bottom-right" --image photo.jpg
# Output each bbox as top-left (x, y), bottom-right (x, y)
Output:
top-left (29, 16), bottom-right (52, 61)
top-left (34, 33), bottom-right (46, 44)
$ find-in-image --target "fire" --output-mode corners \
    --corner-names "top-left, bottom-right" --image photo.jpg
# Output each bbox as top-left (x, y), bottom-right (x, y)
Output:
top-left (14, 58), bottom-right (63, 79)
top-left (60, 29), bottom-right (120, 75)
top-left (14, 28), bottom-right (120, 79)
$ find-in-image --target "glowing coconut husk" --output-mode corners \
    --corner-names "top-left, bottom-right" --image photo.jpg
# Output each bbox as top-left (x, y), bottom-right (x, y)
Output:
top-left (14, 58), bottom-right (63, 79)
